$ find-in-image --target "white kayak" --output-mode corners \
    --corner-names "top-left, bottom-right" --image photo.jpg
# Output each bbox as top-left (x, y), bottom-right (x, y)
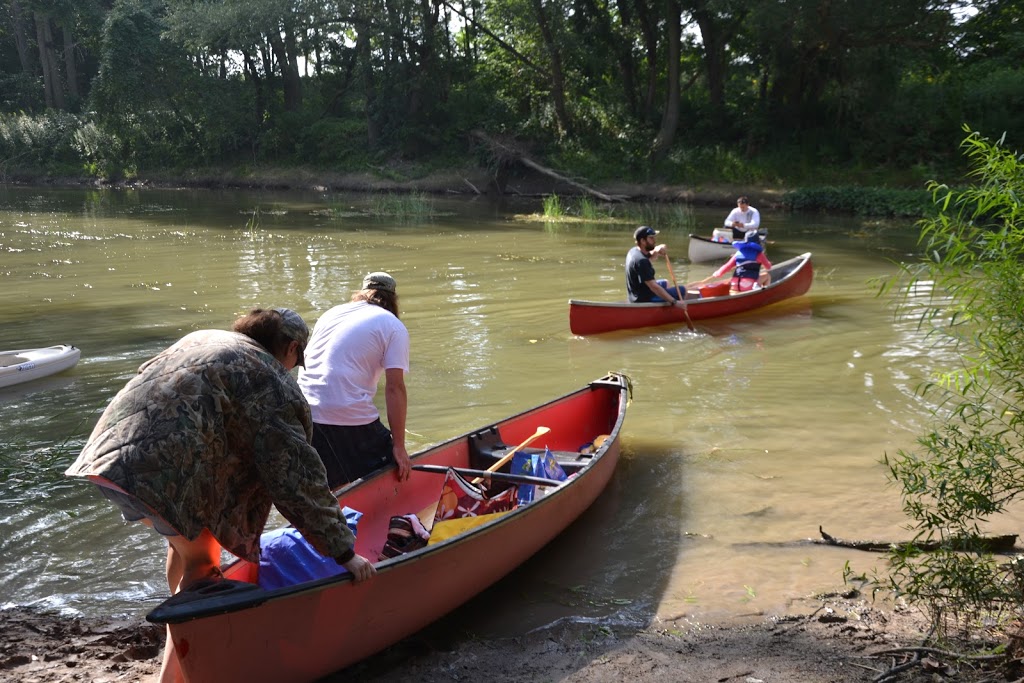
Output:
top-left (0, 345), bottom-right (81, 389)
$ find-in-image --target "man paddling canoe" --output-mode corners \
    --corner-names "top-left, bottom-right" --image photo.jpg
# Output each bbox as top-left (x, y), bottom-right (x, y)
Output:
top-left (625, 226), bottom-right (687, 306)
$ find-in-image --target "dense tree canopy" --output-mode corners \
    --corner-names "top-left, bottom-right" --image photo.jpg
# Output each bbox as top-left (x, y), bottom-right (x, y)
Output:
top-left (0, 0), bottom-right (1020, 183)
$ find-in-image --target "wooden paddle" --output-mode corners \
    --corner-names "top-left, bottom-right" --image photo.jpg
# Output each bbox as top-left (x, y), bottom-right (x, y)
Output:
top-left (413, 464), bottom-right (563, 487)
top-left (471, 426), bottom-right (551, 484)
top-left (663, 253), bottom-right (695, 332)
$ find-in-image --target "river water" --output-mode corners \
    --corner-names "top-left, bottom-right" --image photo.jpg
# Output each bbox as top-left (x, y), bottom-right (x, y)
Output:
top-left (0, 186), bottom-right (980, 636)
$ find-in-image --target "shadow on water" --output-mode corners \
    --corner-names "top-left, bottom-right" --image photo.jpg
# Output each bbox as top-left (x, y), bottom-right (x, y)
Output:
top-left (323, 436), bottom-right (686, 681)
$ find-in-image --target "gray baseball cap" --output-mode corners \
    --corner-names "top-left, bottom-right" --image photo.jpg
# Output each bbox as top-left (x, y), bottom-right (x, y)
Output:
top-left (361, 271), bottom-right (397, 293)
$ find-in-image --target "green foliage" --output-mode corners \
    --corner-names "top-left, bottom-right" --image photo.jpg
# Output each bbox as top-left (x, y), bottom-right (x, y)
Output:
top-left (961, 66), bottom-right (1024, 144)
top-left (576, 198), bottom-right (602, 220)
top-left (542, 194), bottom-right (564, 218)
top-left (296, 118), bottom-right (372, 168)
top-left (1, 0), bottom-right (1021, 191)
top-left (783, 186), bottom-right (936, 217)
top-left (0, 111), bottom-right (89, 176)
top-left (0, 73), bottom-right (44, 112)
top-left (72, 120), bottom-right (127, 179)
top-left (880, 128), bottom-right (1024, 635)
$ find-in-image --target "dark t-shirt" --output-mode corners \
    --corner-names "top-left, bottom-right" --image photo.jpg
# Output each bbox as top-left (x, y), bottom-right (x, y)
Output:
top-left (625, 246), bottom-right (657, 303)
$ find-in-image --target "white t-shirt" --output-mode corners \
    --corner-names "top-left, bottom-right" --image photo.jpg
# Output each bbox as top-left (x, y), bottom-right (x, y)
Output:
top-left (724, 206), bottom-right (761, 230)
top-left (298, 301), bottom-right (410, 426)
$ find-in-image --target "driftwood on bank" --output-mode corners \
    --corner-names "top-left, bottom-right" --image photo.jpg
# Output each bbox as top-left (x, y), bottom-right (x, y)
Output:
top-left (470, 130), bottom-right (627, 203)
top-left (814, 526), bottom-right (1019, 553)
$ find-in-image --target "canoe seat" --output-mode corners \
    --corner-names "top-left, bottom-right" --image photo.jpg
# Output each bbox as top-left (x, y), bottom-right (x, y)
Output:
top-left (699, 282), bottom-right (730, 298)
top-left (0, 355), bottom-right (29, 367)
top-left (468, 426), bottom-right (509, 468)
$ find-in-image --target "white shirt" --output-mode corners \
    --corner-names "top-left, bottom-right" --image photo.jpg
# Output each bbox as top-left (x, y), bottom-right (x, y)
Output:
top-left (724, 206), bottom-right (761, 230)
top-left (298, 301), bottom-right (410, 426)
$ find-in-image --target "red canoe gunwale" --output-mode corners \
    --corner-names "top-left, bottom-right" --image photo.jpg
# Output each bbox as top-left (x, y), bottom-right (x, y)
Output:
top-left (147, 374), bottom-right (631, 683)
top-left (568, 252), bottom-right (814, 336)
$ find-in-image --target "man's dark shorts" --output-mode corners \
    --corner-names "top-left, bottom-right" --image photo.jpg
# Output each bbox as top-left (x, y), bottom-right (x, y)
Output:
top-left (311, 419), bottom-right (394, 490)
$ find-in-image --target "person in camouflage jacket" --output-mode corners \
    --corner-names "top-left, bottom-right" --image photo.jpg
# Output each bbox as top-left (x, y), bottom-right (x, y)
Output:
top-left (66, 308), bottom-right (376, 592)
top-left (68, 308), bottom-right (378, 682)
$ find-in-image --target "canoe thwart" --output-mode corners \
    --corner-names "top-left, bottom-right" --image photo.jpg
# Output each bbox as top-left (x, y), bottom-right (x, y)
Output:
top-left (411, 464), bottom-right (569, 488)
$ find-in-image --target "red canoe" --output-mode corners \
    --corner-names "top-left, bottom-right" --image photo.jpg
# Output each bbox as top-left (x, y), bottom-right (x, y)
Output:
top-left (569, 252), bottom-right (814, 335)
top-left (147, 374), bottom-right (631, 683)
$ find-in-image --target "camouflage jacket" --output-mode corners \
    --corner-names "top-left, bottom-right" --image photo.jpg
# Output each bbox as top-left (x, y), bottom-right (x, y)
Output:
top-left (66, 330), bottom-right (356, 563)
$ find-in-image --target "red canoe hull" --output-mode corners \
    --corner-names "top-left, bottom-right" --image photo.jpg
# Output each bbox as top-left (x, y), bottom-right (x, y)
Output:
top-left (569, 252), bottom-right (814, 335)
top-left (150, 374), bottom-right (631, 683)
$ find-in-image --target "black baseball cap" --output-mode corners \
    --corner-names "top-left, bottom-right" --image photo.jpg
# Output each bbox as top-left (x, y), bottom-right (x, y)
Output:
top-left (634, 226), bottom-right (659, 241)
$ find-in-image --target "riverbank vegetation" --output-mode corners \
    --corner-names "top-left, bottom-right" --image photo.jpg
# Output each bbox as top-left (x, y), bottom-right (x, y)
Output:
top-left (877, 130), bottom-right (1024, 670)
top-left (1, 1), bottom-right (1021, 215)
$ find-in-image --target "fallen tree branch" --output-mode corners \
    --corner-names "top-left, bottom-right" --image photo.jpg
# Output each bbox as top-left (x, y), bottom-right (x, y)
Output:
top-left (470, 130), bottom-right (627, 203)
top-left (872, 653), bottom-right (922, 683)
top-left (870, 646), bottom-right (1005, 662)
top-left (815, 526), bottom-right (1019, 553)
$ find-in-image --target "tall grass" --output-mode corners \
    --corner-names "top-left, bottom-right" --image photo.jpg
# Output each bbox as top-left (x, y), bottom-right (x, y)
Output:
top-left (367, 192), bottom-right (437, 221)
top-left (578, 197), bottom-right (615, 220)
top-left (542, 194), bottom-right (564, 218)
top-left (540, 194), bottom-right (620, 222)
top-left (632, 203), bottom-right (696, 232)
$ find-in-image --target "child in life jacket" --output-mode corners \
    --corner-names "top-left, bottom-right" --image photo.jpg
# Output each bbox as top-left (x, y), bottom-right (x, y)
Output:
top-left (710, 230), bottom-right (772, 294)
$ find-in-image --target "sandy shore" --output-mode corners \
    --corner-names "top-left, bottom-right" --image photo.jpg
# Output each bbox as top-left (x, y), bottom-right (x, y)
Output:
top-left (0, 593), bottom-right (1005, 683)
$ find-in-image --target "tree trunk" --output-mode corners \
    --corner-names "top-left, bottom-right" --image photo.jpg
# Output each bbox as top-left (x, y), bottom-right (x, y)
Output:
top-left (354, 23), bottom-right (380, 148)
top-left (691, 3), bottom-right (725, 111)
top-left (282, 19), bottom-right (303, 110)
top-left (650, 0), bottom-right (680, 164)
top-left (408, 0), bottom-right (442, 121)
top-left (267, 28), bottom-right (301, 112)
top-left (34, 12), bottom-right (64, 109)
top-left (241, 49), bottom-right (266, 157)
top-left (628, 0), bottom-right (659, 120)
top-left (61, 21), bottom-right (79, 101)
top-left (530, 0), bottom-right (571, 136)
top-left (578, 0), bottom-right (638, 118)
top-left (10, 0), bottom-right (35, 76)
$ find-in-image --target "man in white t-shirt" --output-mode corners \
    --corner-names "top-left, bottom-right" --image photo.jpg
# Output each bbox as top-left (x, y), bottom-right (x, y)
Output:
top-left (723, 196), bottom-right (761, 240)
top-left (298, 272), bottom-right (412, 488)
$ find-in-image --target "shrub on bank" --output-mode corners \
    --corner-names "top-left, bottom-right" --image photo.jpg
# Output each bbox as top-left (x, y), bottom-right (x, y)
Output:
top-left (0, 111), bottom-right (88, 177)
top-left (782, 186), bottom-right (937, 217)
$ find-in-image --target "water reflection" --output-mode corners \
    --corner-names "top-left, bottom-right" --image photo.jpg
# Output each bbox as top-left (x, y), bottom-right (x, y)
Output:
top-left (0, 186), bottom-right (952, 631)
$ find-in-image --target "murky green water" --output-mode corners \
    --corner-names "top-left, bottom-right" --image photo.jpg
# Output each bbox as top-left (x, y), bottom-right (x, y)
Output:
top-left (0, 186), bottom-right (966, 632)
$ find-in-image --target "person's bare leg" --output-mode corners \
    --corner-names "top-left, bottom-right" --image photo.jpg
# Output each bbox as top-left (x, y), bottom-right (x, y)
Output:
top-left (166, 543), bottom-right (183, 594)
top-left (158, 530), bottom-right (221, 682)
top-left (167, 529), bottom-right (221, 590)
